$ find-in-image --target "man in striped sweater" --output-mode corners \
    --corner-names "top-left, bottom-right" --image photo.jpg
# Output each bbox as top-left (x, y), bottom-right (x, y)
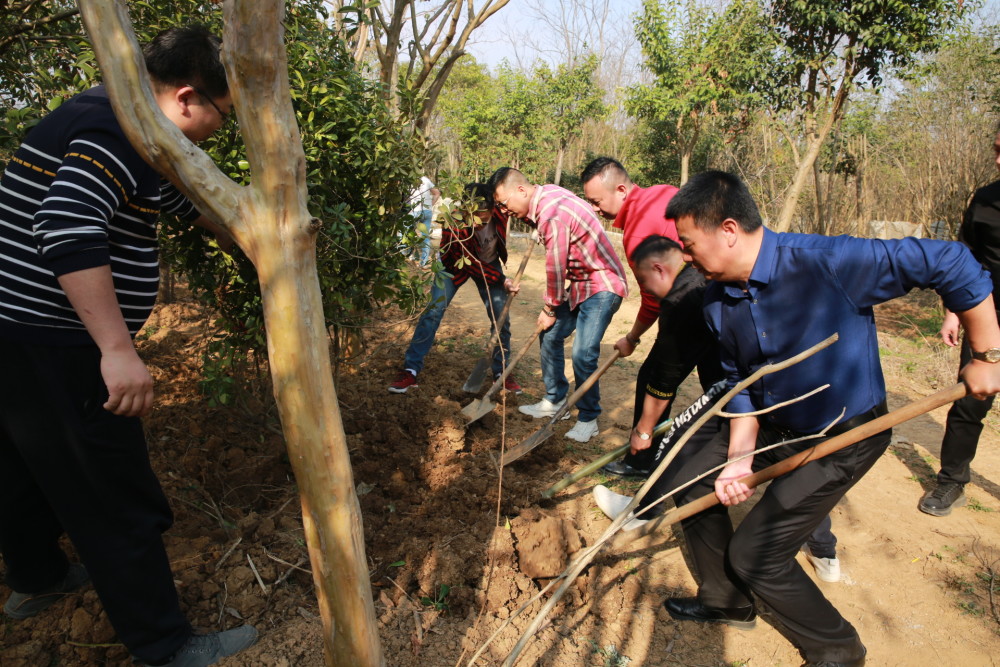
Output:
top-left (0, 26), bottom-right (255, 667)
top-left (488, 168), bottom-right (628, 443)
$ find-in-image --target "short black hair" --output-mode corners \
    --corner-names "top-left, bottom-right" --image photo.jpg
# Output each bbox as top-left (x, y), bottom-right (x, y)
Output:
top-left (143, 25), bottom-right (228, 98)
top-left (580, 157), bottom-right (629, 185)
top-left (665, 170), bottom-right (762, 232)
top-left (486, 167), bottom-right (516, 194)
top-left (630, 234), bottom-right (682, 266)
top-left (464, 182), bottom-right (493, 211)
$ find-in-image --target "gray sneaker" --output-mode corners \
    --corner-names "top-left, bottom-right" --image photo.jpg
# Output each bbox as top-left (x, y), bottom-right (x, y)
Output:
top-left (152, 625), bottom-right (259, 667)
top-left (4, 562), bottom-right (90, 620)
top-left (919, 482), bottom-right (966, 517)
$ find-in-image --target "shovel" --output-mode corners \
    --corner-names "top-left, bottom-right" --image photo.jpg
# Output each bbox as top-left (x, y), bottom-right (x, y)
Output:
top-left (540, 418), bottom-right (673, 499)
top-left (501, 349), bottom-right (622, 466)
top-left (614, 381), bottom-right (970, 546)
top-left (462, 242), bottom-right (536, 393)
top-left (462, 323), bottom-right (545, 424)
top-left (540, 379), bottom-right (727, 497)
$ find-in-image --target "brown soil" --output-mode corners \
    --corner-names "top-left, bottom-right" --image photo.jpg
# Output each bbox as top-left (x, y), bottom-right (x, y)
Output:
top-left (2, 236), bottom-right (999, 666)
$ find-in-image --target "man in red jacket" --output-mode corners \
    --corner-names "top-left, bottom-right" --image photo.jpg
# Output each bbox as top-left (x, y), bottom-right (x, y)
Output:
top-left (581, 158), bottom-right (681, 476)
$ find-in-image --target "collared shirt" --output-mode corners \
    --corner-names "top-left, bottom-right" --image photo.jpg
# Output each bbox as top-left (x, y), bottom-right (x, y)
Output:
top-left (527, 184), bottom-right (628, 309)
top-left (615, 184), bottom-right (680, 326)
top-left (704, 228), bottom-right (992, 433)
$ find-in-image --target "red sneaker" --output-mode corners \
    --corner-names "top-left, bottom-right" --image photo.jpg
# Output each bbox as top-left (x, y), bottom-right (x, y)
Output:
top-left (503, 375), bottom-right (523, 395)
top-left (388, 370), bottom-right (418, 393)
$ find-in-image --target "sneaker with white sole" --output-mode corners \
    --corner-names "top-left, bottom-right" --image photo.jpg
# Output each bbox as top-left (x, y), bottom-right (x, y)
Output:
top-left (519, 398), bottom-right (570, 419)
top-left (149, 625), bottom-right (259, 667)
top-left (388, 370), bottom-right (418, 393)
top-left (4, 563), bottom-right (90, 620)
top-left (805, 551), bottom-right (841, 583)
top-left (593, 484), bottom-right (648, 531)
top-left (565, 418), bottom-right (599, 442)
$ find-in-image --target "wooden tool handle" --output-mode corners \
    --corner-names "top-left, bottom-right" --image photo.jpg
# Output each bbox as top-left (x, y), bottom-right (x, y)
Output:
top-left (480, 243), bottom-right (535, 353)
top-left (621, 382), bottom-right (969, 542)
top-left (482, 324), bottom-right (545, 400)
top-left (548, 349), bottom-right (622, 422)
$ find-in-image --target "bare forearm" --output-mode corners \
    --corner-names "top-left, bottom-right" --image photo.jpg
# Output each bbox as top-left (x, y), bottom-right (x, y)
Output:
top-left (636, 393), bottom-right (669, 434)
top-left (955, 295), bottom-right (1000, 352)
top-left (727, 416), bottom-right (759, 463)
top-left (57, 265), bottom-right (134, 354)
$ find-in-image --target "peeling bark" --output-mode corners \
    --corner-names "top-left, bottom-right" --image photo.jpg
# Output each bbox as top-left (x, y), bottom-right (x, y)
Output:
top-left (78, 1), bottom-right (383, 664)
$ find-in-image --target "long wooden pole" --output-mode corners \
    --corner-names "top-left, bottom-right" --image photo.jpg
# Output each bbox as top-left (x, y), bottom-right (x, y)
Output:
top-left (626, 382), bottom-right (968, 541)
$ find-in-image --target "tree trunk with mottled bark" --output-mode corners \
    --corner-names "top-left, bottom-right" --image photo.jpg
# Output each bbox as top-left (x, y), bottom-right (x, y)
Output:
top-left (77, 2), bottom-right (383, 665)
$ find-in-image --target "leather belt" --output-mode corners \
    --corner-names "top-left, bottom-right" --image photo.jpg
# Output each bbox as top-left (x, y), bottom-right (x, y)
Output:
top-left (772, 400), bottom-right (888, 439)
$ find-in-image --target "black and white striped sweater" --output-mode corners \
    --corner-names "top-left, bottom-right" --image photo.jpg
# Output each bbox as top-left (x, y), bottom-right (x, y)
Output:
top-left (0, 85), bottom-right (197, 345)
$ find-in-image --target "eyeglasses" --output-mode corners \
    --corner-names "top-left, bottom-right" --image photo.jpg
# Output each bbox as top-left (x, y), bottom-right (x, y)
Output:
top-left (188, 84), bottom-right (230, 122)
top-left (496, 195), bottom-right (512, 212)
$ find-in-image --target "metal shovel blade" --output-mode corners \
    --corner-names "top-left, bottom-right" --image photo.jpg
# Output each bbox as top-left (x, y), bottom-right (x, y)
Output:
top-left (462, 357), bottom-right (490, 394)
top-left (501, 425), bottom-right (553, 466)
top-left (461, 395), bottom-right (495, 423)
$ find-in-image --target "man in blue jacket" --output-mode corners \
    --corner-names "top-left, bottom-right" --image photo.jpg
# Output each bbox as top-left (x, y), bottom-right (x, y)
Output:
top-left (661, 171), bottom-right (1000, 667)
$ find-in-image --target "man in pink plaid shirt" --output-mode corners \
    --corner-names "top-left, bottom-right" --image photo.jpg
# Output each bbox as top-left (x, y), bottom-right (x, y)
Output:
top-left (488, 167), bottom-right (628, 442)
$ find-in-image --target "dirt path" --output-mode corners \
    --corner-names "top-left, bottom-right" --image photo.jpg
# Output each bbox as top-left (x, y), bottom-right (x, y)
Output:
top-left (1, 237), bottom-right (998, 666)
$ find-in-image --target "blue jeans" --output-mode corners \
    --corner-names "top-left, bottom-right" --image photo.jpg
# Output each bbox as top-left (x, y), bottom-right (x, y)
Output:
top-left (538, 291), bottom-right (622, 422)
top-left (404, 265), bottom-right (511, 376)
top-left (416, 209), bottom-right (433, 266)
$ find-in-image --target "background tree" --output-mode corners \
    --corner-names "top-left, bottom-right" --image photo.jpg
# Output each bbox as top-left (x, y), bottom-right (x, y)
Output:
top-left (536, 54), bottom-right (606, 185)
top-left (79, 0), bottom-right (387, 663)
top-left (0, 0), bottom-right (87, 155)
top-left (769, 0), bottom-right (965, 232)
top-left (334, 0), bottom-right (511, 130)
top-left (628, 0), bottom-right (783, 185)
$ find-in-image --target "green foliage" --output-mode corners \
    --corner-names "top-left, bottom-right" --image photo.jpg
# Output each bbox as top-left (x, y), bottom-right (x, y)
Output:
top-left (160, 1), bottom-right (428, 400)
top-left (435, 55), bottom-right (605, 184)
top-left (771, 0), bottom-right (966, 91)
top-left (419, 583), bottom-right (451, 612)
top-left (536, 54), bottom-right (606, 150)
top-left (0, 1), bottom-right (90, 159)
top-left (1, 0), bottom-right (428, 404)
top-left (628, 0), bottom-right (782, 175)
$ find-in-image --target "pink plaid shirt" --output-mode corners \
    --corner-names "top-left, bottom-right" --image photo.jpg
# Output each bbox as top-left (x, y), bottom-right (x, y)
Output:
top-left (527, 185), bottom-right (628, 310)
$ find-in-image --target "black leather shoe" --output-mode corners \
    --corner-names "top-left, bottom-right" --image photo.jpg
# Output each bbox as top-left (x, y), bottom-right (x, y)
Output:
top-left (601, 460), bottom-right (650, 478)
top-left (663, 596), bottom-right (756, 630)
top-left (919, 482), bottom-right (966, 516)
top-left (801, 645), bottom-right (866, 666)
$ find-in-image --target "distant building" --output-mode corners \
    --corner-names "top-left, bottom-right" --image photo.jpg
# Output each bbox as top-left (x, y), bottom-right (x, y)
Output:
top-left (868, 220), bottom-right (924, 240)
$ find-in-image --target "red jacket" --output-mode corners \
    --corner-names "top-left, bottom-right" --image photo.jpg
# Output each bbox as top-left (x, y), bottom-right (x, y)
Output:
top-left (615, 184), bottom-right (681, 327)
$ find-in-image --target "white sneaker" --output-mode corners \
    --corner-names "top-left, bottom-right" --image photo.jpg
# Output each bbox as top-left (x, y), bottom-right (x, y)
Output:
top-left (806, 552), bottom-right (841, 583)
top-left (519, 398), bottom-right (570, 419)
top-left (565, 418), bottom-right (599, 443)
top-left (593, 484), bottom-right (648, 531)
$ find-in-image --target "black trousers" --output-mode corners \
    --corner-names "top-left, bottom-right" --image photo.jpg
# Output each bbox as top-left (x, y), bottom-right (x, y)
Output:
top-left (939, 338), bottom-right (994, 485)
top-left (0, 340), bottom-right (191, 663)
top-left (668, 416), bottom-right (889, 662)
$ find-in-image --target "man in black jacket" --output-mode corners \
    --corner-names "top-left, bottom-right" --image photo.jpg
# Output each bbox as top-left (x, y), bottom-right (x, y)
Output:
top-left (595, 235), bottom-right (841, 582)
top-left (922, 129), bottom-right (1000, 516)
